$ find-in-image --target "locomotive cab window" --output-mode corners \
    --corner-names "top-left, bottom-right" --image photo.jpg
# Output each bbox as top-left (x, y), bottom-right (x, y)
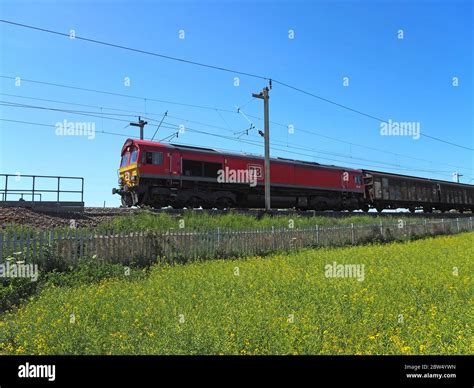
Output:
top-left (120, 153), bottom-right (129, 167)
top-left (130, 149), bottom-right (138, 164)
top-left (143, 151), bottom-right (163, 165)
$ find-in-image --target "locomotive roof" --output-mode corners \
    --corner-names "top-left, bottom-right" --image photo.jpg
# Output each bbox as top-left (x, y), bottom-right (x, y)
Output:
top-left (122, 139), bottom-right (362, 172)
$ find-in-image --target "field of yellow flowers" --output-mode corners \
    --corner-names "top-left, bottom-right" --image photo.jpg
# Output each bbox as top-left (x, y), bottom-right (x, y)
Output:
top-left (0, 232), bottom-right (472, 355)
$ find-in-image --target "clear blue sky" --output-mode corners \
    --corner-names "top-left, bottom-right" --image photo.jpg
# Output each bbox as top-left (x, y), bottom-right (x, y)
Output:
top-left (0, 0), bottom-right (472, 206)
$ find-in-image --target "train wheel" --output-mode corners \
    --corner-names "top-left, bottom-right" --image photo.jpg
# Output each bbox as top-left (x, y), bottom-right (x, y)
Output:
top-left (316, 201), bottom-right (327, 211)
top-left (409, 207), bottom-right (416, 214)
top-left (216, 197), bottom-right (232, 210)
top-left (376, 206), bottom-right (384, 213)
top-left (361, 204), bottom-right (369, 212)
top-left (188, 196), bottom-right (202, 209)
top-left (121, 193), bottom-right (133, 207)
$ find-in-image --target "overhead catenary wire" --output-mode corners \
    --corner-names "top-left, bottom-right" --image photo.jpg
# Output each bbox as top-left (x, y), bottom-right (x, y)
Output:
top-left (0, 20), bottom-right (270, 81)
top-left (0, 118), bottom-right (132, 138)
top-left (163, 124), bottom-right (463, 176)
top-left (1, 19), bottom-right (472, 151)
top-left (1, 116), bottom-right (471, 180)
top-left (1, 98), bottom-right (473, 176)
top-left (149, 122), bottom-right (466, 174)
top-left (0, 101), bottom-right (132, 123)
top-left (0, 75), bottom-right (235, 113)
top-left (1, 99), bottom-right (463, 174)
top-left (2, 86), bottom-right (472, 172)
top-left (151, 121), bottom-right (461, 175)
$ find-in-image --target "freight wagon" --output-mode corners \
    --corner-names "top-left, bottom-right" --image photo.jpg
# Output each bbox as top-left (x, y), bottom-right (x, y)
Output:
top-left (363, 170), bottom-right (474, 213)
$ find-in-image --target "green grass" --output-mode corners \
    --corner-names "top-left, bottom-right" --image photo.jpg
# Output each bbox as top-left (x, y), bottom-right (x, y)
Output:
top-left (0, 233), bottom-right (472, 355)
top-left (0, 210), bottom-right (433, 236)
top-left (0, 259), bottom-right (148, 313)
top-left (95, 211), bottom-right (418, 232)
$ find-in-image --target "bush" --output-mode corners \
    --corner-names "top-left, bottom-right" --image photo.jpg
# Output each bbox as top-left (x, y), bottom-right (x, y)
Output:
top-left (0, 258), bottom-right (148, 313)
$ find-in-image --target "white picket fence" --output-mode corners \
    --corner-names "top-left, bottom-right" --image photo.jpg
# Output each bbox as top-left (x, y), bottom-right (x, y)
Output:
top-left (0, 218), bottom-right (472, 267)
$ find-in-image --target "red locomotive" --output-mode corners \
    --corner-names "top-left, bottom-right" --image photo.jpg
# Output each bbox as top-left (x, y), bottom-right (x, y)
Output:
top-left (112, 138), bottom-right (474, 212)
top-left (112, 139), bottom-right (365, 210)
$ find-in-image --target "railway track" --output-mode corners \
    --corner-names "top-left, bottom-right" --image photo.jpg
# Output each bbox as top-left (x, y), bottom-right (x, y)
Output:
top-left (84, 207), bottom-right (474, 219)
top-left (1, 206), bottom-right (472, 230)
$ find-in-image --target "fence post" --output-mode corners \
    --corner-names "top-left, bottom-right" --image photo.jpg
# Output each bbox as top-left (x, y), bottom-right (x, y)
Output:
top-left (182, 228), bottom-right (186, 262)
top-left (217, 227), bottom-right (220, 246)
top-left (32, 176), bottom-right (36, 203)
top-left (379, 221), bottom-right (383, 239)
top-left (272, 226), bottom-right (275, 251)
top-left (57, 177), bottom-right (60, 202)
top-left (441, 218), bottom-right (445, 233)
top-left (351, 223), bottom-right (354, 244)
top-left (456, 218), bottom-right (460, 232)
top-left (316, 225), bottom-right (319, 245)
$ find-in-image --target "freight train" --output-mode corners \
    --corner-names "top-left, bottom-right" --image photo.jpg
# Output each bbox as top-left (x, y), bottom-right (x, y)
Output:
top-left (112, 139), bottom-right (474, 213)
